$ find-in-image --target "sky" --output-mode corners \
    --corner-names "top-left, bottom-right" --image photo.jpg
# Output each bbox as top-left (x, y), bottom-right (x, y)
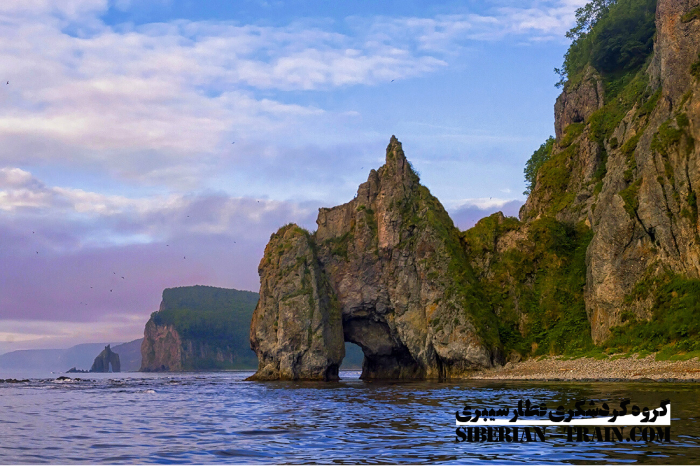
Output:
top-left (0, 0), bottom-right (586, 354)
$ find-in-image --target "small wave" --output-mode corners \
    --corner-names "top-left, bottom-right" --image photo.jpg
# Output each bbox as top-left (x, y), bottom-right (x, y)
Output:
top-left (143, 389), bottom-right (156, 394)
top-left (52, 377), bottom-right (82, 384)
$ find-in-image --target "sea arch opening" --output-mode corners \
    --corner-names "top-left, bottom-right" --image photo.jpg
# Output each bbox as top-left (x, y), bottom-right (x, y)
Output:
top-left (341, 315), bottom-right (425, 379)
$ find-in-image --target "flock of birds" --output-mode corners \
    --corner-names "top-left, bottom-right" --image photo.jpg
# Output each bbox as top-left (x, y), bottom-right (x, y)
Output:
top-left (16, 75), bottom-right (404, 311)
top-left (29, 213), bottom-right (199, 308)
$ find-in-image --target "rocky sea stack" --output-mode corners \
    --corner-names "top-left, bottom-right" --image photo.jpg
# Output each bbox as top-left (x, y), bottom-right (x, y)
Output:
top-left (249, 137), bottom-right (501, 380)
top-left (250, 0), bottom-right (700, 380)
top-left (90, 345), bottom-right (120, 373)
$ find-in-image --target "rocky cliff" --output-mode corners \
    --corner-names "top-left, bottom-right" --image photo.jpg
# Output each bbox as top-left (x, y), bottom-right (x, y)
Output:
top-left (90, 345), bottom-right (120, 372)
top-left (477, 0), bottom-right (700, 356)
top-left (249, 0), bottom-right (700, 380)
top-left (140, 286), bottom-right (258, 371)
top-left (249, 137), bottom-right (501, 380)
top-left (519, 0), bottom-right (700, 345)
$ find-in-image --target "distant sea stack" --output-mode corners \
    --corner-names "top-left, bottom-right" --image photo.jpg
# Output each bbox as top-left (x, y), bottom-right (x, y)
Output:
top-left (250, 0), bottom-right (700, 381)
top-left (90, 345), bottom-right (120, 372)
top-left (140, 286), bottom-right (259, 371)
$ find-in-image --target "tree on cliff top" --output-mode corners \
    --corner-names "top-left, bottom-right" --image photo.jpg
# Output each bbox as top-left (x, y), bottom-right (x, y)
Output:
top-left (555, 0), bottom-right (656, 88)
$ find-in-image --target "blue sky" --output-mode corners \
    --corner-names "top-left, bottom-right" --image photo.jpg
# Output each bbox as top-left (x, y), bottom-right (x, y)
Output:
top-left (0, 0), bottom-right (584, 353)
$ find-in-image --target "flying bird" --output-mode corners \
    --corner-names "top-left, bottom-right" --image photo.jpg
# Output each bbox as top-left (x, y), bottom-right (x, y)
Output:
top-left (6, 81), bottom-right (8, 85)
top-left (110, 289), bottom-right (112, 292)
top-left (121, 276), bottom-right (124, 279)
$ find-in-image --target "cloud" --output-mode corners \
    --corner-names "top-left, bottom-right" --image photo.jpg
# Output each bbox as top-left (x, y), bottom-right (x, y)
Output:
top-left (0, 0), bottom-right (582, 188)
top-left (0, 169), bottom-right (320, 352)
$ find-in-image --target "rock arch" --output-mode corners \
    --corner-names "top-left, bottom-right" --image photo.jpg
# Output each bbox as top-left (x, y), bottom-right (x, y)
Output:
top-left (248, 137), bottom-right (501, 381)
top-left (90, 345), bottom-right (121, 373)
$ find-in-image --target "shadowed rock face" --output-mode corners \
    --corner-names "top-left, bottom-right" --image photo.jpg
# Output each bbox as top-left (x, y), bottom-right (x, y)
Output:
top-left (90, 345), bottom-right (120, 373)
top-left (249, 137), bottom-right (501, 380)
top-left (140, 320), bottom-right (183, 372)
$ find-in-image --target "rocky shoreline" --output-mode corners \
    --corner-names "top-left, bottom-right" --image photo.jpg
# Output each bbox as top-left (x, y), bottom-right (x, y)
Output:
top-left (467, 354), bottom-right (700, 382)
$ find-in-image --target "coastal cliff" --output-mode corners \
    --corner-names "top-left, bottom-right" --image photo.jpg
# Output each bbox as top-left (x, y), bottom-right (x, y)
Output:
top-left (249, 0), bottom-right (700, 380)
top-left (140, 286), bottom-right (258, 371)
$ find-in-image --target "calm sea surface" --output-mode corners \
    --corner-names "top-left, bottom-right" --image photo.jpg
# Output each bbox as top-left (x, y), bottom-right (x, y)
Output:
top-left (0, 370), bottom-right (699, 464)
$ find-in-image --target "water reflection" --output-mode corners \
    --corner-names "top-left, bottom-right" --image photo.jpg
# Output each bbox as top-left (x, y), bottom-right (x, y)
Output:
top-left (0, 372), bottom-right (698, 464)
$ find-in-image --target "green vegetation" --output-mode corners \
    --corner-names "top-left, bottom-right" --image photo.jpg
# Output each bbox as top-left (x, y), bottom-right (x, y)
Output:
top-left (324, 230), bottom-right (354, 260)
top-left (604, 274), bottom-right (700, 358)
top-left (681, 6), bottom-right (700, 23)
top-left (523, 137), bottom-right (555, 195)
top-left (651, 114), bottom-right (693, 157)
top-left (462, 214), bottom-right (520, 256)
top-left (464, 215), bottom-right (595, 358)
top-left (691, 54), bottom-right (700, 80)
top-left (556, 0), bottom-right (656, 88)
top-left (589, 71), bottom-right (655, 145)
top-left (151, 285), bottom-right (259, 369)
top-left (619, 178), bottom-right (643, 218)
top-left (393, 176), bottom-right (501, 348)
top-left (532, 143), bottom-right (579, 215)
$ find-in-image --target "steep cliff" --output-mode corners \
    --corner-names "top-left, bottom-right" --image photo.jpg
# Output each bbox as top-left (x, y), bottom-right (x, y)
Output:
top-left (140, 286), bottom-right (258, 371)
top-left (248, 225), bottom-right (344, 380)
top-left (491, 0), bottom-right (700, 355)
top-left (249, 137), bottom-right (501, 380)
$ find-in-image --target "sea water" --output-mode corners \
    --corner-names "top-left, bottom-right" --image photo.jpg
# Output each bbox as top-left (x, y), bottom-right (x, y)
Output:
top-left (0, 371), bottom-right (699, 464)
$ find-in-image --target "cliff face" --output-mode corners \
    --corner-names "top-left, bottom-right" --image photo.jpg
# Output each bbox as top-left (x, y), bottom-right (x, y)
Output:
top-left (140, 286), bottom-right (259, 372)
top-left (248, 225), bottom-right (344, 380)
top-left (520, 0), bottom-right (700, 343)
top-left (508, 0), bottom-right (700, 347)
top-left (140, 319), bottom-right (183, 371)
top-left (90, 345), bottom-right (120, 372)
top-left (581, 0), bottom-right (700, 343)
top-left (249, 137), bottom-right (500, 380)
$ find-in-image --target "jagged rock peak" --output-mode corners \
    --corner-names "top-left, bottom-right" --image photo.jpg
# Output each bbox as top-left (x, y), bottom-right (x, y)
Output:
top-left (383, 134), bottom-right (416, 185)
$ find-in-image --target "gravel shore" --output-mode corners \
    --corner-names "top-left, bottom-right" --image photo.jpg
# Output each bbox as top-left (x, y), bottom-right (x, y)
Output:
top-left (468, 354), bottom-right (700, 382)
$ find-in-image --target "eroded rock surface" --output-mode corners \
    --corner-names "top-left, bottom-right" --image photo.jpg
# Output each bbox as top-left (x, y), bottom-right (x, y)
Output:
top-left (248, 225), bottom-right (344, 380)
top-left (249, 137), bottom-right (500, 380)
top-left (249, 0), bottom-right (700, 377)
